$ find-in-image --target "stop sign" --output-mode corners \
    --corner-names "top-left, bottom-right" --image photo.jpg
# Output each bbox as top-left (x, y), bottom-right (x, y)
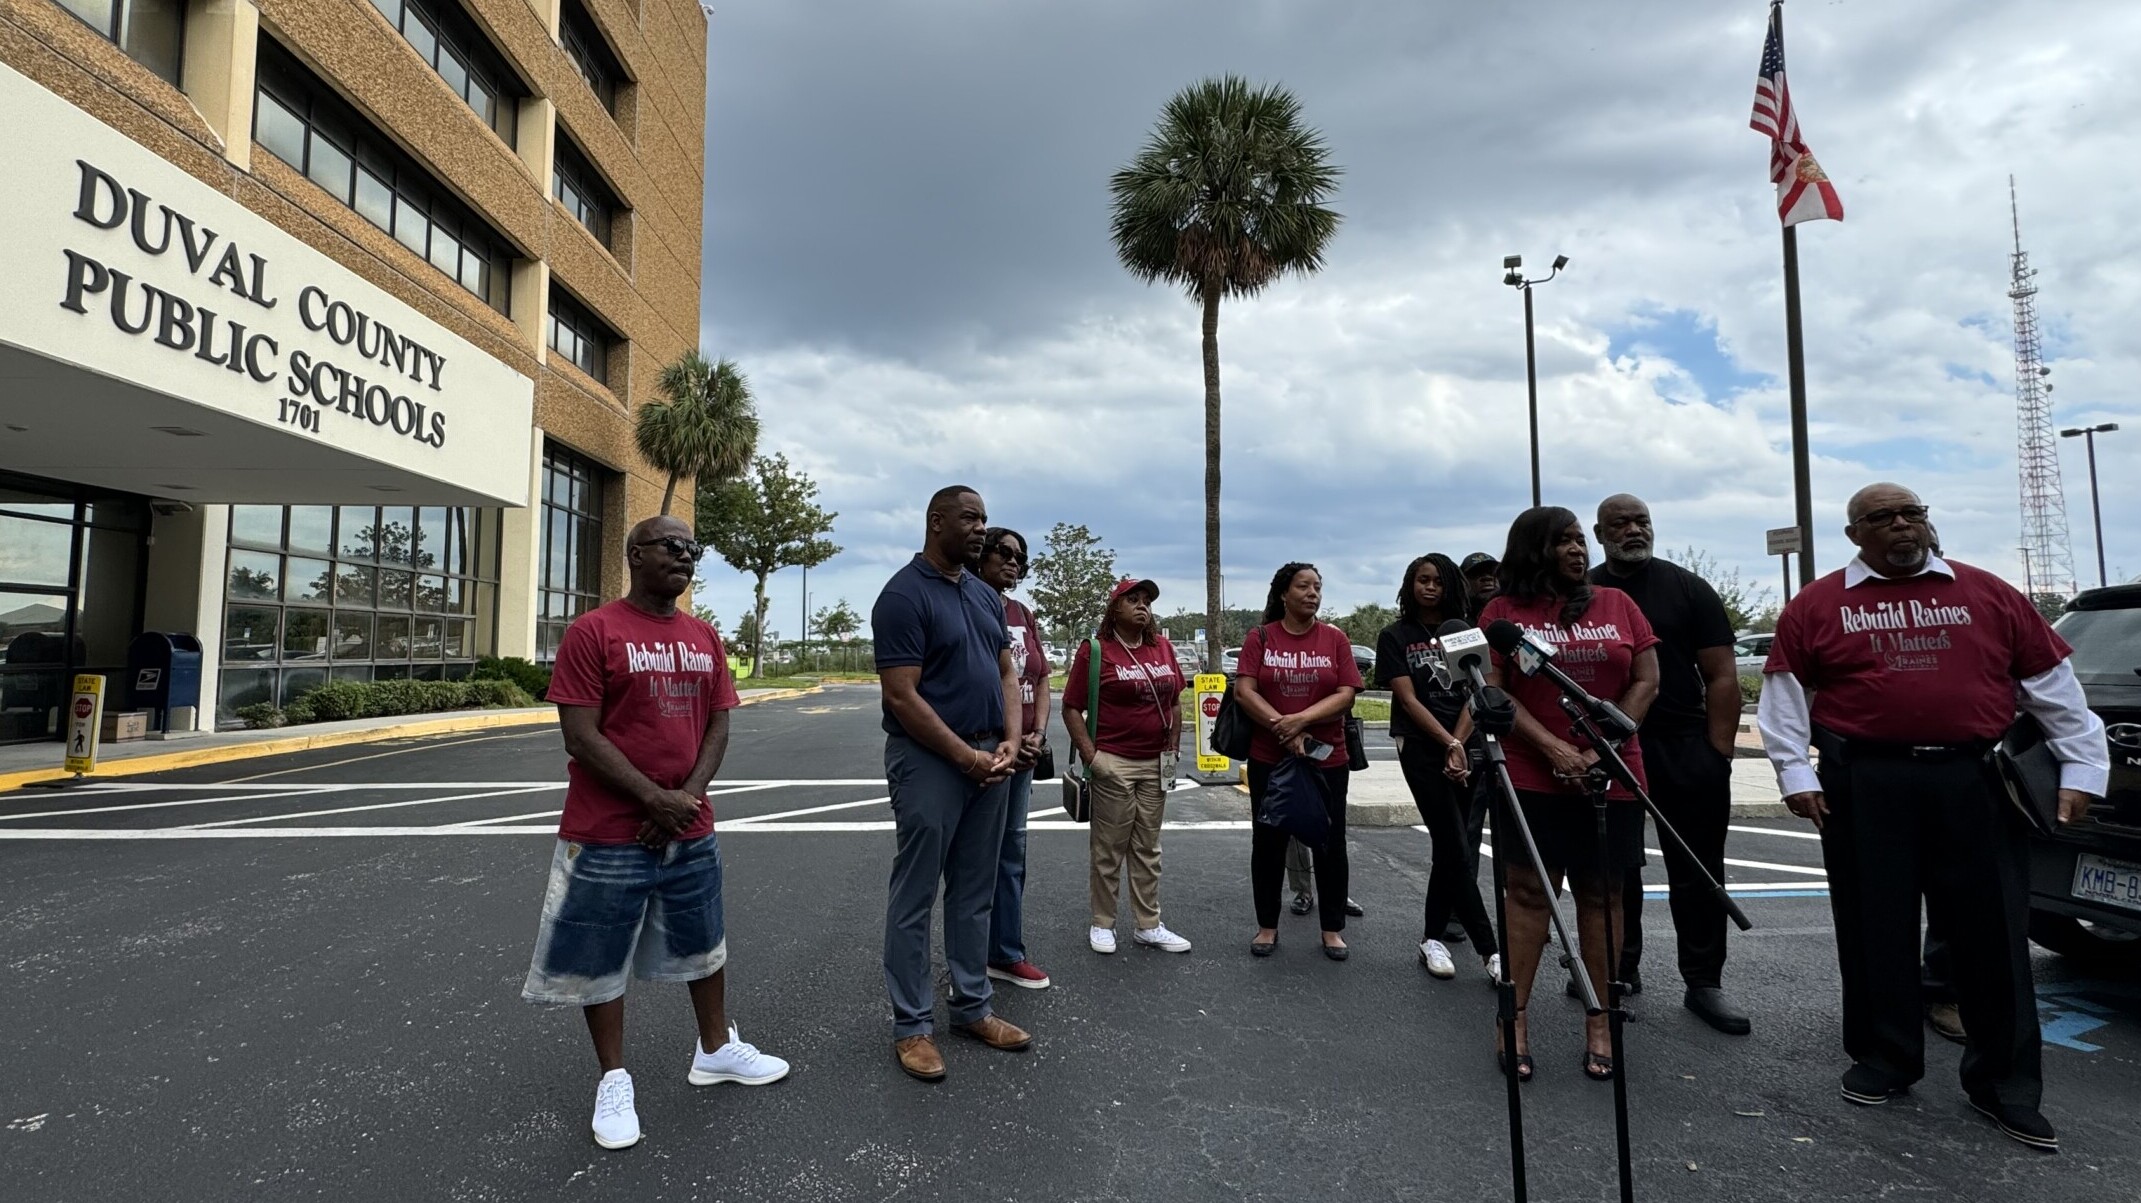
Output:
top-left (1201, 695), bottom-right (1221, 719)
top-left (74, 697), bottom-right (94, 719)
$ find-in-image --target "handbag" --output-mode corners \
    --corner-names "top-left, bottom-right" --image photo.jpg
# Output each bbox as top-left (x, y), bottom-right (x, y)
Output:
top-left (1989, 713), bottom-right (2062, 837)
top-left (1034, 739), bottom-right (1056, 782)
top-left (1062, 635), bottom-right (1102, 821)
top-left (1258, 754), bottom-right (1332, 849)
top-left (1344, 715), bottom-right (1370, 772)
top-left (1209, 625), bottom-right (1269, 760)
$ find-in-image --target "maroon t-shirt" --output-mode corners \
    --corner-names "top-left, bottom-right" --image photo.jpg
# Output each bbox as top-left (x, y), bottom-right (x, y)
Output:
top-left (548, 600), bottom-right (741, 844)
top-left (1764, 559), bottom-right (2069, 743)
top-left (1066, 635), bottom-right (1182, 759)
top-left (1239, 621), bottom-right (1363, 769)
top-left (1003, 597), bottom-right (1049, 736)
top-left (1483, 588), bottom-right (1660, 799)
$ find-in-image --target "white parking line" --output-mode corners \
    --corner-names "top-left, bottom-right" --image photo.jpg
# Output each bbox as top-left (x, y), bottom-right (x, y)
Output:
top-left (725, 796), bottom-right (891, 824)
top-left (181, 786), bottom-right (556, 828)
top-left (0, 787), bottom-right (335, 822)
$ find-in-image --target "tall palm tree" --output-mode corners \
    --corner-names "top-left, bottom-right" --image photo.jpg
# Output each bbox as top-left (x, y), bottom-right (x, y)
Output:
top-left (635, 352), bottom-right (761, 515)
top-left (1109, 76), bottom-right (1341, 656)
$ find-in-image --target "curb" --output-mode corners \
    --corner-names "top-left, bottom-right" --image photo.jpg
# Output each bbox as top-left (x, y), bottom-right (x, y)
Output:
top-left (0, 685), bottom-right (826, 792)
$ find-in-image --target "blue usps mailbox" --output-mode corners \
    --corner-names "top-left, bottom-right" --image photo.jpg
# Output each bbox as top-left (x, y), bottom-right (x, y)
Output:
top-left (128, 632), bottom-right (203, 734)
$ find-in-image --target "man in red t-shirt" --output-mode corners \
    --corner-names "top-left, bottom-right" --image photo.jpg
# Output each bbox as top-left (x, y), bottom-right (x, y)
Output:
top-left (520, 515), bottom-right (789, 1151)
top-left (1757, 482), bottom-right (2108, 1152)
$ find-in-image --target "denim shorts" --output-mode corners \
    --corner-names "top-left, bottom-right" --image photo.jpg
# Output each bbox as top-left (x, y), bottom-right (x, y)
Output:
top-left (520, 834), bottom-right (727, 1007)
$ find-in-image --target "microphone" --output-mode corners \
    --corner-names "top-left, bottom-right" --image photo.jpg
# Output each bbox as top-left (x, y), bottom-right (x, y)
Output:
top-left (1483, 619), bottom-right (1638, 742)
top-left (1436, 619), bottom-right (1514, 735)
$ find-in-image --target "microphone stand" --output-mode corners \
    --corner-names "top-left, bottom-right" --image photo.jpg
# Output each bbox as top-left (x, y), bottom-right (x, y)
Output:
top-left (1463, 673), bottom-right (1587, 1203)
top-left (1557, 695), bottom-right (1755, 1203)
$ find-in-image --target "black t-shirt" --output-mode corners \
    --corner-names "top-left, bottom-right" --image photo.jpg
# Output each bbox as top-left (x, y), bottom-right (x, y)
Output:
top-left (1375, 618), bottom-right (1467, 742)
top-left (1585, 557), bottom-right (1734, 739)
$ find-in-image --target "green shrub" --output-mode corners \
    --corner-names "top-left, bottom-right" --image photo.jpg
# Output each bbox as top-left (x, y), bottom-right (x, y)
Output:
top-left (235, 702), bottom-right (286, 729)
top-left (472, 655), bottom-right (551, 700)
top-left (270, 678), bottom-right (537, 726)
top-left (1738, 674), bottom-right (1763, 705)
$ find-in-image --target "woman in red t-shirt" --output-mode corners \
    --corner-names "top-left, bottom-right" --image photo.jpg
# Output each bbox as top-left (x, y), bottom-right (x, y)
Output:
top-left (1064, 577), bottom-right (1190, 955)
top-left (1232, 562), bottom-right (1364, 960)
top-left (1480, 506), bottom-right (1660, 1083)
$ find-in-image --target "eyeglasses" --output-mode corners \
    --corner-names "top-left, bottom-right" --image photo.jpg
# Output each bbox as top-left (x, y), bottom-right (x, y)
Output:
top-left (989, 545), bottom-right (1028, 566)
top-left (634, 536), bottom-right (706, 561)
top-left (1854, 505), bottom-right (1930, 528)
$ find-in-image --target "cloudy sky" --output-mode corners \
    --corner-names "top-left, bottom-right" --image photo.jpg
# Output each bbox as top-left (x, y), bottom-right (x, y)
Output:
top-left (691, 0), bottom-right (2139, 643)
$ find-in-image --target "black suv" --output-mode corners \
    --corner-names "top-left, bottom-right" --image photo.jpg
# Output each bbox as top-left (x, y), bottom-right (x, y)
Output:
top-left (2030, 584), bottom-right (2141, 963)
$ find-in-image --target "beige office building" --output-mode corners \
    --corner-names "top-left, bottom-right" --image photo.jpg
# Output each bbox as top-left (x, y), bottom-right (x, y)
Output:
top-left (0, 0), bottom-right (707, 740)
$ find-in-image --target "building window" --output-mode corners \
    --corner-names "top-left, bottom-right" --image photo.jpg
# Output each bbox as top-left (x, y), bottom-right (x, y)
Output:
top-left (547, 285), bottom-right (614, 384)
top-left (55, 0), bottom-right (184, 86)
top-left (551, 133), bottom-right (620, 248)
top-left (253, 37), bottom-right (515, 315)
top-left (559, 0), bottom-right (623, 115)
top-left (538, 445), bottom-right (607, 661)
top-left (219, 503), bottom-right (498, 724)
top-left (365, 0), bottom-right (524, 145)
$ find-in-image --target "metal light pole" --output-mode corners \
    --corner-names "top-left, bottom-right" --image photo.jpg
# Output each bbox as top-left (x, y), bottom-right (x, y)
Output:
top-left (1504, 254), bottom-right (1569, 508)
top-left (2060, 423), bottom-right (2120, 589)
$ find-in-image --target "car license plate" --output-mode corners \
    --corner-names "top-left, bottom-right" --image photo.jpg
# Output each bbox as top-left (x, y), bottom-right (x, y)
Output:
top-left (2071, 854), bottom-right (2141, 914)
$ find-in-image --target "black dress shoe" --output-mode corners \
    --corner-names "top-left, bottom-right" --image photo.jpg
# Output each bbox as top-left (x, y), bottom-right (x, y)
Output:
top-left (1839, 1063), bottom-right (1911, 1106)
top-left (1968, 1094), bottom-right (2059, 1153)
top-left (1290, 892), bottom-right (1314, 916)
top-left (1322, 942), bottom-right (1350, 961)
top-left (1344, 898), bottom-right (1365, 917)
top-left (1684, 986), bottom-right (1752, 1035)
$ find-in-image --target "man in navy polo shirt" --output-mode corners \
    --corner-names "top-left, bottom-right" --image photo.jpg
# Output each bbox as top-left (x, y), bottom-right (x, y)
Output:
top-left (873, 485), bottom-right (1031, 1082)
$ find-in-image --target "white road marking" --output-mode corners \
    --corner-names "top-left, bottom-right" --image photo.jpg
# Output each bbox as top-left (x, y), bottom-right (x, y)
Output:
top-left (1729, 824), bottom-right (1822, 841)
top-left (724, 796), bottom-right (890, 824)
top-left (180, 786), bottom-right (556, 828)
top-left (0, 787), bottom-right (334, 822)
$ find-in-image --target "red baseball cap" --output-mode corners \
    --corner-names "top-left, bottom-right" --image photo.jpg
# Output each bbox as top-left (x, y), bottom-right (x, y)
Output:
top-left (1109, 577), bottom-right (1159, 604)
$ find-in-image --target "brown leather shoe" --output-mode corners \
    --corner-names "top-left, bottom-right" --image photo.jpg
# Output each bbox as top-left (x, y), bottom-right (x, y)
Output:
top-left (893, 1035), bottom-right (946, 1081)
top-left (952, 1015), bottom-right (1033, 1051)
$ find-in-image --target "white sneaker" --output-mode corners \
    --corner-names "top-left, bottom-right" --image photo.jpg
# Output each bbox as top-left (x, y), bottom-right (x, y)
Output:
top-left (1089, 925), bottom-right (1118, 954)
top-left (1484, 953), bottom-right (1503, 983)
top-left (591, 1069), bottom-right (640, 1149)
top-left (1134, 924), bottom-right (1193, 954)
top-left (688, 1024), bottom-right (791, 1086)
top-left (1418, 939), bottom-right (1457, 979)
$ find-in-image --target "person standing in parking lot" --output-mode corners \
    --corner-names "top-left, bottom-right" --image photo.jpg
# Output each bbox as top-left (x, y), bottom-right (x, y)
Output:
top-left (874, 486), bottom-right (1032, 1083)
top-left (976, 527), bottom-right (1052, 992)
top-left (520, 515), bottom-right (790, 1152)
top-left (1589, 494), bottom-right (1751, 1034)
top-left (1462, 552), bottom-right (1501, 612)
top-left (1757, 482), bottom-right (2107, 1151)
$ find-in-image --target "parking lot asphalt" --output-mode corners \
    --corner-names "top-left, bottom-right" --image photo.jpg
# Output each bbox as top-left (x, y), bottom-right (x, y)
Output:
top-left (2, 684), bottom-right (2135, 1201)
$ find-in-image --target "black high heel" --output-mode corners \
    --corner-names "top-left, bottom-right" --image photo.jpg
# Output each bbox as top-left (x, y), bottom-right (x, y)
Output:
top-left (1496, 1007), bottom-right (1533, 1083)
top-left (1583, 1050), bottom-right (1617, 1082)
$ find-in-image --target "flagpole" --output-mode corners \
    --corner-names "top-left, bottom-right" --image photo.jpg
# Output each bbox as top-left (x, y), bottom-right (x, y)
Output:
top-left (1774, 0), bottom-right (1816, 587)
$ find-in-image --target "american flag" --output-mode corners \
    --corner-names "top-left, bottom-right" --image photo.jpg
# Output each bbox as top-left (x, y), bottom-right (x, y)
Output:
top-left (1750, 5), bottom-right (1843, 227)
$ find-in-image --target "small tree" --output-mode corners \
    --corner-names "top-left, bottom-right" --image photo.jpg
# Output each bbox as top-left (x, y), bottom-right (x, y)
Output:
top-left (696, 453), bottom-right (840, 676)
top-left (813, 598), bottom-right (862, 642)
top-left (1670, 546), bottom-right (1777, 633)
top-left (1330, 602), bottom-right (1396, 647)
top-left (1028, 522), bottom-right (1119, 640)
top-left (690, 603), bottom-right (720, 630)
top-left (732, 612), bottom-right (763, 663)
top-left (635, 352), bottom-right (761, 515)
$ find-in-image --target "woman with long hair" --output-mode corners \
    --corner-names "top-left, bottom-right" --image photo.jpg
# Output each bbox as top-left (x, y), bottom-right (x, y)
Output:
top-left (1233, 563), bottom-right (1363, 959)
top-left (975, 527), bottom-right (1052, 990)
top-left (1375, 554), bottom-right (1499, 981)
top-left (1481, 507), bottom-right (1660, 1082)
top-left (1063, 577), bottom-right (1192, 955)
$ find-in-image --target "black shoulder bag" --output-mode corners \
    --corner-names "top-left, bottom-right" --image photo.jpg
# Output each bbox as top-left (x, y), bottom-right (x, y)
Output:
top-left (1209, 625), bottom-right (1267, 761)
top-left (1062, 636), bottom-right (1102, 821)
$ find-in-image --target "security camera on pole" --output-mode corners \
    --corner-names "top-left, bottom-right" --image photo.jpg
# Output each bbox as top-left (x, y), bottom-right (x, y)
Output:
top-left (1502, 254), bottom-right (1569, 509)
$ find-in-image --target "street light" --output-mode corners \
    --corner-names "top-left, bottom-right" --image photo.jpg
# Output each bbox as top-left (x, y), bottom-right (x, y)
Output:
top-left (1503, 253), bottom-right (1570, 508)
top-left (2059, 422), bottom-right (2121, 588)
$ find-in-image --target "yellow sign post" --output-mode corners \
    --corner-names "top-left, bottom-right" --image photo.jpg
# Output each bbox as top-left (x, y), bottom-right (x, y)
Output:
top-left (63, 673), bottom-right (106, 776)
top-left (1191, 672), bottom-right (1234, 781)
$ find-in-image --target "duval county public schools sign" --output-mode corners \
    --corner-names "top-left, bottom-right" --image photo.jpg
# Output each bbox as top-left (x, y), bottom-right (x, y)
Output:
top-left (0, 63), bottom-right (532, 505)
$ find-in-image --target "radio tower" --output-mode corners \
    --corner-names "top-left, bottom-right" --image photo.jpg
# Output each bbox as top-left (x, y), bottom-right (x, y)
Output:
top-left (2010, 176), bottom-right (2073, 600)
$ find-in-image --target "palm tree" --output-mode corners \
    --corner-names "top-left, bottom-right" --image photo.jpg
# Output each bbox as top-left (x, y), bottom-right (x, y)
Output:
top-left (1109, 76), bottom-right (1341, 655)
top-left (635, 352), bottom-right (761, 515)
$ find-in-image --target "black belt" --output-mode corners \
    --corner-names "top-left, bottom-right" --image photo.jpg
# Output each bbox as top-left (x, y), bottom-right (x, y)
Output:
top-left (963, 730), bottom-right (1004, 743)
top-left (1833, 735), bottom-right (1995, 763)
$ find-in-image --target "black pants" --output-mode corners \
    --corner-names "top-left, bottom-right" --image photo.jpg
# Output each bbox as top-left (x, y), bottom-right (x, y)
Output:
top-left (1922, 915), bottom-right (1955, 1005)
top-left (1399, 736), bottom-right (1497, 954)
top-left (1817, 741), bottom-right (2041, 1107)
top-left (1620, 731), bottom-right (1734, 988)
top-left (1250, 761), bottom-right (1351, 932)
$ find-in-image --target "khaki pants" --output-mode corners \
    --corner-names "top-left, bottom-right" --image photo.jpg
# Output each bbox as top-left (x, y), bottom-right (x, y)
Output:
top-left (1087, 751), bottom-right (1167, 929)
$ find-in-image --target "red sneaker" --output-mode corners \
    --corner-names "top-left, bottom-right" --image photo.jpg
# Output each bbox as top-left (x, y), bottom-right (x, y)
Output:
top-left (985, 960), bottom-right (1052, 990)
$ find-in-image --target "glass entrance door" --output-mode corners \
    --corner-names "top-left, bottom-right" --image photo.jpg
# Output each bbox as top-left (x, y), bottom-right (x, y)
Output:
top-left (0, 473), bottom-right (150, 743)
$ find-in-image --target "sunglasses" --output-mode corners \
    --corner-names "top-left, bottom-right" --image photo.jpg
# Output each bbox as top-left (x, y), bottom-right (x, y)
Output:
top-left (1854, 505), bottom-right (1930, 528)
top-left (634, 536), bottom-right (706, 562)
top-left (988, 544), bottom-right (1028, 566)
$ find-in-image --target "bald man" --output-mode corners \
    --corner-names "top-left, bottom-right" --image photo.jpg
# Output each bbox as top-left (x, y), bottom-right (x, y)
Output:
top-left (521, 514), bottom-right (789, 1151)
top-left (1757, 483), bottom-right (2107, 1151)
top-left (1590, 494), bottom-right (1749, 1034)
